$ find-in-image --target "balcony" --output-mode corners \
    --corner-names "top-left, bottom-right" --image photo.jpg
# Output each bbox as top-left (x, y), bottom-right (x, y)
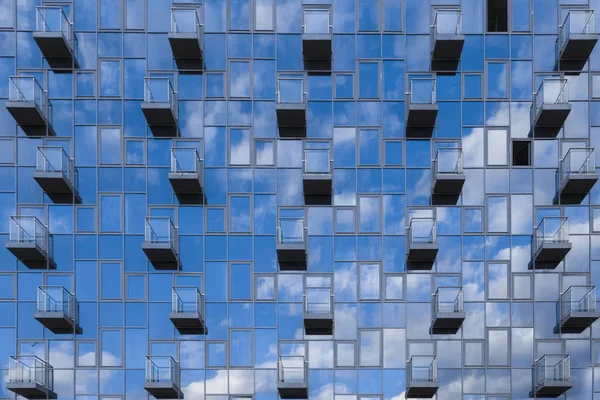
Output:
top-left (430, 9), bottom-right (464, 71)
top-left (532, 217), bottom-right (571, 269)
top-left (6, 216), bottom-right (55, 269)
top-left (277, 356), bottom-right (308, 399)
top-left (431, 287), bottom-right (465, 334)
top-left (34, 286), bottom-right (81, 334)
top-left (557, 10), bottom-right (598, 71)
top-left (555, 285), bottom-right (600, 333)
top-left (531, 79), bottom-right (571, 138)
top-left (276, 75), bottom-right (306, 137)
top-left (431, 148), bottom-right (465, 205)
top-left (33, 6), bottom-right (78, 70)
top-left (143, 356), bottom-right (183, 399)
top-left (6, 76), bottom-right (54, 136)
top-left (406, 356), bottom-right (439, 398)
top-left (406, 78), bottom-right (438, 138)
top-left (302, 5), bottom-right (332, 71)
top-left (169, 147), bottom-right (205, 204)
top-left (170, 287), bottom-right (207, 335)
top-left (555, 148), bottom-right (598, 204)
top-left (142, 217), bottom-right (180, 270)
top-left (142, 77), bottom-right (178, 137)
top-left (406, 218), bottom-right (438, 269)
top-left (530, 355), bottom-right (573, 398)
top-left (169, 8), bottom-right (203, 70)
top-left (277, 216), bottom-right (307, 270)
top-left (303, 144), bottom-right (333, 205)
top-left (6, 356), bottom-right (56, 399)
top-left (304, 286), bottom-right (333, 335)
top-left (33, 146), bottom-right (80, 204)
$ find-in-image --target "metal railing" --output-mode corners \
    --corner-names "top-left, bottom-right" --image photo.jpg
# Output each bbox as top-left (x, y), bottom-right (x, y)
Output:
top-left (8, 76), bottom-right (50, 119)
top-left (37, 286), bottom-right (77, 322)
top-left (277, 216), bottom-right (307, 245)
top-left (535, 217), bottom-right (569, 254)
top-left (407, 217), bottom-right (437, 244)
top-left (171, 7), bottom-right (202, 33)
top-left (432, 9), bottom-right (462, 35)
top-left (559, 148), bottom-right (596, 189)
top-left (36, 146), bottom-right (75, 186)
top-left (558, 285), bottom-right (597, 320)
top-left (172, 287), bottom-right (203, 314)
top-left (407, 356), bottom-right (438, 383)
top-left (302, 6), bottom-right (332, 34)
top-left (409, 78), bottom-right (436, 105)
top-left (433, 148), bottom-right (463, 175)
top-left (9, 216), bottom-right (51, 254)
top-left (144, 77), bottom-right (177, 115)
top-left (432, 286), bottom-right (463, 315)
top-left (145, 356), bottom-right (180, 387)
top-left (36, 6), bottom-right (71, 45)
top-left (8, 356), bottom-right (54, 390)
top-left (171, 147), bottom-right (203, 174)
top-left (533, 78), bottom-right (569, 121)
top-left (304, 286), bottom-right (333, 315)
top-left (535, 355), bottom-right (571, 388)
top-left (278, 356), bottom-right (307, 385)
top-left (277, 76), bottom-right (305, 104)
top-left (144, 217), bottom-right (178, 253)
top-left (559, 10), bottom-right (596, 53)
top-left (303, 148), bottom-right (332, 175)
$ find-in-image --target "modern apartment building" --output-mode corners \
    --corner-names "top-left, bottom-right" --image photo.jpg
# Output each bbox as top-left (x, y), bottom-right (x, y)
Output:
top-left (1, 0), bottom-right (600, 399)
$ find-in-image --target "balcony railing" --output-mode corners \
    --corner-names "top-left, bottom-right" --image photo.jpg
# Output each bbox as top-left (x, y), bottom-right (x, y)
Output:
top-left (9, 216), bottom-right (51, 254)
top-left (144, 77), bottom-right (177, 113)
top-left (433, 148), bottom-right (463, 175)
top-left (277, 216), bottom-right (306, 245)
top-left (36, 6), bottom-right (71, 45)
top-left (432, 286), bottom-right (463, 314)
top-left (409, 78), bottom-right (436, 105)
top-left (172, 287), bottom-right (203, 314)
top-left (407, 217), bottom-right (437, 244)
top-left (277, 76), bottom-right (305, 104)
top-left (36, 146), bottom-right (75, 183)
top-left (8, 76), bottom-right (51, 121)
top-left (303, 6), bottom-right (331, 34)
top-left (171, 7), bottom-right (201, 33)
top-left (303, 148), bottom-right (332, 175)
top-left (559, 10), bottom-right (596, 51)
top-left (559, 285), bottom-right (597, 319)
top-left (145, 356), bottom-right (180, 386)
top-left (432, 9), bottom-right (462, 35)
top-left (171, 147), bottom-right (202, 174)
top-left (535, 354), bottom-right (571, 387)
top-left (535, 216), bottom-right (569, 254)
top-left (37, 286), bottom-right (77, 321)
top-left (559, 148), bottom-right (596, 187)
top-left (278, 356), bottom-right (307, 384)
top-left (304, 286), bottom-right (333, 315)
top-left (144, 217), bottom-right (178, 252)
top-left (534, 78), bottom-right (569, 119)
top-left (8, 356), bottom-right (54, 389)
top-left (407, 355), bottom-right (438, 383)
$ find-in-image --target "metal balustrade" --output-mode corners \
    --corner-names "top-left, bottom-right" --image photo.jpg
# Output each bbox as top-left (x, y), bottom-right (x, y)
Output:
top-left (432, 148), bottom-right (466, 200)
top-left (532, 79), bottom-right (571, 136)
top-left (142, 217), bottom-right (180, 269)
top-left (533, 217), bottom-right (571, 268)
top-left (431, 287), bottom-right (465, 334)
top-left (7, 356), bottom-right (56, 399)
top-left (278, 356), bottom-right (308, 398)
top-left (303, 145), bottom-right (333, 199)
top-left (169, 147), bottom-right (205, 203)
top-left (170, 287), bottom-right (207, 334)
top-left (169, 7), bottom-right (203, 69)
top-left (142, 77), bottom-right (178, 134)
top-left (406, 356), bottom-right (439, 398)
top-left (555, 285), bottom-right (600, 333)
top-left (556, 148), bottom-right (598, 204)
top-left (144, 356), bottom-right (182, 399)
top-left (406, 78), bottom-right (438, 135)
top-left (6, 216), bottom-right (55, 269)
top-left (6, 76), bottom-right (54, 135)
top-left (532, 354), bottom-right (573, 397)
top-left (431, 9), bottom-right (464, 64)
top-left (33, 6), bottom-right (77, 69)
top-left (558, 9), bottom-right (598, 67)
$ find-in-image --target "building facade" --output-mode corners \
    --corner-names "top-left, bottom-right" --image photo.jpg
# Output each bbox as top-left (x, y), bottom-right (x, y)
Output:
top-left (2, 0), bottom-right (600, 399)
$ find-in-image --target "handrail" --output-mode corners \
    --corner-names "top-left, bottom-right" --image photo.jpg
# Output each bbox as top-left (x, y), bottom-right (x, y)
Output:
top-left (304, 286), bottom-right (333, 315)
top-left (535, 354), bottom-right (571, 387)
top-left (144, 217), bottom-right (178, 254)
top-left (37, 285), bottom-right (77, 322)
top-left (559, 285), bottom-right (597, 320)
top-left (170, 7), bottom-right (201, 34)
top-left (303, 148), bottom-right (332, 174)
top-left (277, 76), bottom-right (305, 104)
top-left (172, 286), bottom-right (203, 314)
top-left (433, 148), bottom-right (463, 175)
top-left (432, 286), bottom-right (463, 315)
top-left (278, 356), bottom-right (307, 384)
top-left (36, 146), bottom-right (75, 186)
top-left (533, 78), bottom-right (569, 120)
top-left (407, 217), bottom-right (437, 244)
top-left (559, 10), bottom-right (595, 53)
top-left (559, 148), bottom-right (596, 189)
top-left (409, 78), bottom-right (436, 105)
top-left (36, 6), bottom-right (72, 46)
top-left (8, 356), bottom-right (54, 389)
top-left (145, 356), bottom-right (179, 387)
top-left (407, 355), bottom-right (437, 383)
top-left (9, 215), bottom-right (50, 254)
top-left (8, 76), bottom-right (48, 121)
top-left (277, 216), bottom-right (306, 245)
top-left (433, 9), bottom-right (462, 35)
top-left (171, 147), bottom-right (202, 174)
top-left (535, 217), bottom-right (569, 254)
top-left (302, 5), bottom-right (331, 34)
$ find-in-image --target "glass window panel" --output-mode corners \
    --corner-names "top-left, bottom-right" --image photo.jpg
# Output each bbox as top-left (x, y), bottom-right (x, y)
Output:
top-left (359, 330), bottom-right (381, 366)
top-left (359, 197), bottom-right (380, 233)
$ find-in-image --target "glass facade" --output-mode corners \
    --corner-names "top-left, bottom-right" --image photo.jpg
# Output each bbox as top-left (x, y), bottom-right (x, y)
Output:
top-left (4, 0), bottom-right (600, 399)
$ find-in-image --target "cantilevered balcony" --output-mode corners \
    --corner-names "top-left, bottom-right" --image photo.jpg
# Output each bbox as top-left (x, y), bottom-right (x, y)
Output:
top-left (34, 286), bottom-right (81, 334)
top-left (302, 5), bottom-right (332, 71)
top-left (142, 77), bottom-right (178, 137)
top-left (532, 217), bottom-right (571, 269)
top-left (277, 216), bottom-right (307, 270)
top-left (303, 144), bottom-right (332, 205)
top-left (169, 147), bottom-right (205, 204)
top-left (143, 356), bottom-right (183, 399)
top-left (169, 8), bottom-right (203, 70)
top-left (530, 355), bottom-right (573, 398)
top-left (142, 217), bottom-right (180, 270)
top-left (278, 356), bottom-right (308, 399)
top-left (406, 78), bottom-right (438, 138)
top-left (33, 6), bottom-right (78, 70)
top-left (304, 286), bottom-right (333, 335)
top-left (431, 287), bottom-right (465, 334)
top-left (276, 75), bottom-right (306, 137)
top-left (6, 216), bottom-right (55, 269)
top-left (6, 76), bottom-right (54, 136)
top-left (555, 285), bottom-right (600, 333)
top-left (531, 79), bottom-right (571, 138)
top-left (33, 146), bottom-right (80, 204)
top-left (406, 356), bottom-right (439, 398)
top-left (555, 148), bottom-right (598, 204)
top-left (430, 9), bottom-right (464, 71)
top-left (6, 356), bottom-right (57, 399)
top-left (406, 218), bottom-right (438, 269)
top-left (170, 287), bottom-right (207, 335)
top-left (431, 148), bottom-right (465, 205)
top-left (557, 10), bottom-right (598, 71)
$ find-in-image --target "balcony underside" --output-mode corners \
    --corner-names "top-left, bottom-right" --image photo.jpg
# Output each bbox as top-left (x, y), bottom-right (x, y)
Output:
top-left (431, 312), bottom-right (465, 334)
top-left (33, 171), bottom-right (80, 204)
top-left (555, 311), bottom-right (600, 333)
top-left (407, 244), bottom-right (438, 270)
top-left (33, 31), bottom-right (78, 70)
top-left (432, 35), bottom-right (464, 60)
top-left (304, 313), bottom-right (333, 335)
top-left (6, 241), bottom-right (56, 269)
top-left (168, 32), bottom-right (203, 70)
top-left (142, 243), bottom-right (180, 270)
top-left (555, 173), bottom-right (599, 204)
top-left (303, 174), bottom-right (332, 195)
top-left (530, 380), bottom-right (574, 398)
top-left (6, 101), bottom-right (55, 136)
top-left (34, 311), bottom-right (82, 334)
top-left (432, 174), bottom-right (465, 195)
top-left (169, 173), bottom-right (205, 205)
top-left (142, 102), bottom-right (178, 137)
top-left (406, 381), bottom-right (440, 398)
top-left (406, 104), bottom-right (438, 138)
top-left (533, 104), bottom-right (571, 138)
top-left (277, 103), bottom-right (307, 137)
top-left (278, 383), bottom-right (308, 399)
top-left (144, 382), bottom-right (184, 399)
top-left (533, 242), bottom-right (572, 269)
top-left (6, 382), bottom-right (58, 400)
top-left (303, 33), bottom-right (332, 71)
top-left (170, 312), bottom-right (207, 335)
top-left (277, 243), bottom-right (307, 269)
top-left (560, 34), bottom-right (598, 62)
